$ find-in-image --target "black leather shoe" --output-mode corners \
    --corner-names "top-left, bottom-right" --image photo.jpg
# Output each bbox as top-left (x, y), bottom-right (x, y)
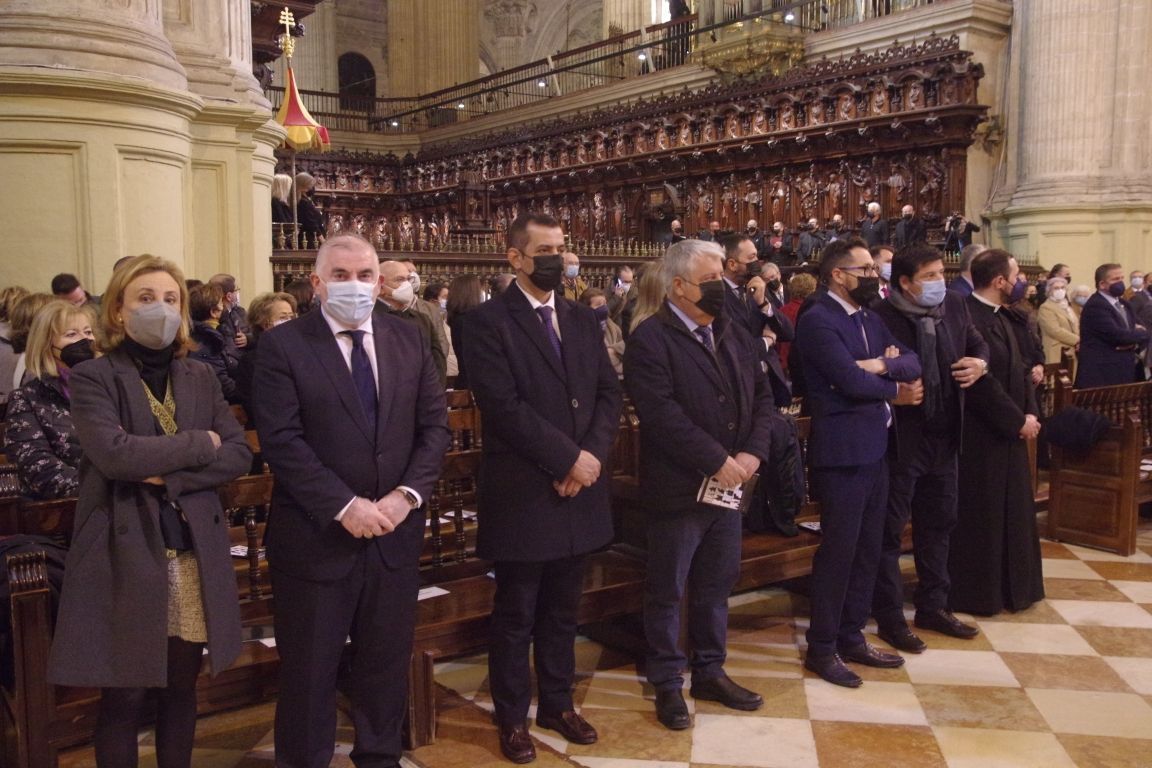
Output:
top-left (655, 688), bottom-right (691, 730)
top-left (536, 710), bottom-right (597, 745)
top-left (877, 625), bottom-right (927, 654)
top-left (498, 722), bottom-right (536, 764)
top-left (691, 672), bottom-right (763, 711)
top-left (916, 608), bottom-right (979, 639)
top-left (804, 653), bottom-right (862, 688)
top-left (839, 642), bottom-right (905, 668)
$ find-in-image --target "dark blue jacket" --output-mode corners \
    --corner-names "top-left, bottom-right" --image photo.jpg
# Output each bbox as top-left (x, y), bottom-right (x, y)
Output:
top-left (1075, 292), bottom-right (1148, 388)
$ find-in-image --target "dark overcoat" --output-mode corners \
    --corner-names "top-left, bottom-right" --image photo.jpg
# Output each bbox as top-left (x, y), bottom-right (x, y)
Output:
top-left (48, 351), bottom-right (251, 687)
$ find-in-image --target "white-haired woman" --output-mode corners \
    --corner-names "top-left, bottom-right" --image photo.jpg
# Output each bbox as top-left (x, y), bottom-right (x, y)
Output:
top-left (1037, 275), bottom-right (1079, 374)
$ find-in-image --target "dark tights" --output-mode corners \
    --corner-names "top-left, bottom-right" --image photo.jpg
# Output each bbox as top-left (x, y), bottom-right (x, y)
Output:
top-left (94, 637), bottom-right (204, 768)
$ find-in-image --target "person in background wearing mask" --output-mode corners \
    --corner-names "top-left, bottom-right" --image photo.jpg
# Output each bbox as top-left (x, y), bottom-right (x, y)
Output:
top-left (235, 291), bottom-right (297, 428)
top-left (1074, 263), bottom-right (1149, 387)
top-left (797, 217), bottom-right (827, 261)
top-left (859, 201), bottom-right (888, 248)
top-left (1047, 263), bottom-right (1072, 284)
top-left (951, 249), bottom-right (1044, 615)
top-left (49, 255), bottom-right (251, 767)
top-left (1126, 270), bottom-right (1146, 301)
top-left (461, 213), bottom-right (621, 763)
top-left (871, 245), bottom-right (895, 300)
top-left (253, 234), bottom-right (449, 768)
top-left (892, 205), bottom-right (927, 250)
top-left (423, 282), bottom-right (449, 323)
top-left (377, 260), bottom-right (449, 385)
top-left (827, 213), bottom-right (846, 242)
top-left (943, 212), bottom-right (981, 253)
top-left (1037, 276), bottom-right (1079, 376)
top-left (699, 220), bottom-right (722, 241)
top-left (670, 219), bottom-right (687, 243)
top-left (870, 245), bottom-right (988, 655)
top-left (623, 239), bottom-right (772, 729)
top-left (1069, 284), bottom-right (1092, 317)
top-left (208, 273), bottom-right (251, 364)
top-left (793, 238), bottom-right (923, 688)
top-left (188, 283), bottom-right (240, 403)
top-left (608, 264), bottom-right (634, 322)
top-left (766, 221), bottom-right (794, 265)
top-left (579, 287), bottom-right (624, 377)
top-left (446, 274), bottom-right (486, 388)
top-left (3, 299), bottom-right (96, 499)
top-left (762, 262), bottom-right (786, 307)
top-left (560, 251), bottom-right (587, 302)
top-left (746, 218), bottom-right (767, 258)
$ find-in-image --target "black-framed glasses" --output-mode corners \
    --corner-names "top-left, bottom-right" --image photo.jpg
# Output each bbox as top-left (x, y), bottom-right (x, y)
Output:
top-left (840, 265), bottom-right (879, 276)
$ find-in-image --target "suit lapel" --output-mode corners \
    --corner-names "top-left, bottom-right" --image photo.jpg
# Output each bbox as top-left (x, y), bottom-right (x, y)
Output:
top-left (169, 359), bottom-right (199, 430)
top-left (555, 298), bottom-right (580, 384)
top-left (110, 352), bottom-right (160, 437)
top-left (657, 307), bottom-right (726, 393)
top-left (507, 284), bottom-right (566, 380)
top-left (372, 314), bottom-right (397, 445)
top-left (302, 312), bottom-right (375, 444)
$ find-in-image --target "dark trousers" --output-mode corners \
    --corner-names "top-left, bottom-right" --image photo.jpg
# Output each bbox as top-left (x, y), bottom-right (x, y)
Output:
top-left (271, 549), bottom-right (420, 768)
top-left (873, 435), bottom-right (959, 630)
top-left (644, 505), bottom-right (741, 691)
top-left (489, 556), bottom-right (586, 726)
top-left (94, 636), bottom-right (204, 768)
top-left (806, 459), bottom-right (889, 657)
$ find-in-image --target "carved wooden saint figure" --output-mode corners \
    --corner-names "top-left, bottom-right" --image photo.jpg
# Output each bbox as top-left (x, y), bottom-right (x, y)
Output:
top-left (612, 189), bottom-right (625, 234)
top-left (592, 191), bottom-right (607, 237)
top-left (655, 128), bottom-right (669, 150)
top-left (679, 121), bottom-right (692, 146)
top-left (871, 86), bottom-right (888, 115)
top-left (701, 120), bottom-right (716, 143)
top-left (752, 109), bottom-right (767, 134)
top-left (725, 113), bottom-right (741, 139)
top-left (906, 80), bottom-right (924, 110)
top-left (778, 102), bottom-right (795, 130)
top-left (809, 99), bottom-right (825, 125)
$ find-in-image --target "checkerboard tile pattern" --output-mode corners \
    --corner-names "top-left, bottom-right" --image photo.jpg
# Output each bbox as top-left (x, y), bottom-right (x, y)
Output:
top-left (59, 521), bottom-right (1152, 767)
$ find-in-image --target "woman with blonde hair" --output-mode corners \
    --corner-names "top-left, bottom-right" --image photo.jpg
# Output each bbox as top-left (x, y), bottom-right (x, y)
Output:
top-left (294, 171), bottom-right (325, 245)
top-left (3, 300), bottom-right (97, 499)
top-left (9, 292), bottom-right (56, 389)
top-left (629, 259), bottom-right (666, 334)
top-left (271, 172), bottom-right (293, 223)
top-left (48, 254), bottom-right (251, 767)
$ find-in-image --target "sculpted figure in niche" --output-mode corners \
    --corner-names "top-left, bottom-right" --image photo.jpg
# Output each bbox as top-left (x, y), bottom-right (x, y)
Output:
top-left (770, 178), bottom-right (789, 221)
top-left (398, 216), bottom-right (414, 249)
top-left (751, 110), bottom-right (767, 134)
top-left (558, 201), bottom-right (571, 228)
top-left (525, 154), bottom-right (536, 173)
top-left (352, 214), bottom-right (367, 235)
top-left (612, 190), bottom-right (625, 234)
top-left (778, 102), bottom-right (795, 130)
top-left (328, 214), bottom-right (344, 235)
top-left (576, 142), bottom-right (588, 164)
top-left (427, 219), bottom-right (440, 247)
top-left (442, 211), bottom-right (451, 240)
top-left (849, 160), bottom-right (876, 201)
top-left (871, 86), bottom-right (888, 115)
top-left (939, 77), bottom-right (958, 105)
top-left (416, 217), bottom-right (427, 250)
top-left (826, 171), bottom-right (844, 213)
top-left (797, 173), bottom-right (818, 218)
top-left (745, 188), bottom-right (762, 219)
top-left (576, 196), bottom-right (590, 237)
top-left (635, 132), bottom-right (648, 152)
top-left (678, 121), bottom-right (692, 146)
top-left (374, 217), bottom-right (391, 249)
top-left (906, 80), bottom-right (924, 110)
top-left (918, 154), bottom-right (946, 214)
top-left (725, 113), bottom-right (741, 138)
top-left (720, 182), bottom-right (734, 226)
top-left (701, 120), bottom-right (716, 143)
top-left (495, 206), bottom-right (509, 233)
top-left (615, 137), bottom-right (628, 157)
top-left (809, 99), bottom-right (825, 125)
top-left (595, 138), bottom-right (607, 161)
top-left (541, 152), bottom-right (553, 170)
top-left (592, 192), bottom-right (607, 237)
top-left (656, 128), bottom-right (670, 150)
top-left (542, 198), bottom-right (555, 218)
top-left (468, 193), bottom-right (482, 220)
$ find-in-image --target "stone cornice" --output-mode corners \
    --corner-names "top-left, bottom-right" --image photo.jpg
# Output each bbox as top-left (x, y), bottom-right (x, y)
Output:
top-left (0, 69), bottom-right (204, 121)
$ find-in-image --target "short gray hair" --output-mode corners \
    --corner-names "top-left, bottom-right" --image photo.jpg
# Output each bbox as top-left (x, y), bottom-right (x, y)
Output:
top-left (866, 201), bottom-right (881, 215)
top-left (958, 243), bottom-right (987, 272)
top-left (315, 233), bottom-right (378, 276)
top-left (662, 239), bottom-right (724, 294)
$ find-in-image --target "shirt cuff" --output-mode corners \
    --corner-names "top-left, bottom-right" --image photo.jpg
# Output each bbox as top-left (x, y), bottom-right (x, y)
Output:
top-left (397, 485), bottom-right (423, 507)
top-left (335, 496), bottom-right (356, 521)
top-left (758, 301), bottom-right (774, 317)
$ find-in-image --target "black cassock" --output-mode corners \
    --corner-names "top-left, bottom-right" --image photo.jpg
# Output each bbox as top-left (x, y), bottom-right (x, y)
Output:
top-left (949, 298), bottom-right (1045, 614)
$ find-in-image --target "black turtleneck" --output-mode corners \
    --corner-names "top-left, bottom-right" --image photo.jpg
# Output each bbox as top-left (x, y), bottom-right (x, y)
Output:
top-left (120, 337), bottom-right (175, 399)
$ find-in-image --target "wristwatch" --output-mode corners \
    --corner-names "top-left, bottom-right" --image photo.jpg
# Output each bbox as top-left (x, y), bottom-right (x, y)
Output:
top-left (398, 487), bottom-right (421, 509)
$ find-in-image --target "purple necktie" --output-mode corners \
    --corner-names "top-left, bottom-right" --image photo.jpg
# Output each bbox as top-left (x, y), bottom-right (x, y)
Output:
top-left (341, 330), bottom-right (377, 425)
top-left (536, 306), bottom-right (563, 361)
top-left (694, 325), bottom-right (715, 354)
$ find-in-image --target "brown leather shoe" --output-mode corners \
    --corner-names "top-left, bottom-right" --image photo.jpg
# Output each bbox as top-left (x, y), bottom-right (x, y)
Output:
top-left (536, 710), bottom-right (598, 744)
top-left (498, 721), bottom-right (536, 764)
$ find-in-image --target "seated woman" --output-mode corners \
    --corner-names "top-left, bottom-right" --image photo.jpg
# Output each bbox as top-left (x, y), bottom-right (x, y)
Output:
top-left (3, 300), bottom-right (97, 499)
top-left (188, 283), bottom-right (239, 403)
top-left (235, 291), bottom-right (297, 426)
top-left (579, 287), bottom-right (625, 377)
top-left (47, 254), bottom-right (251, 768)
top-left (8, 292), bottom-right (55, 390)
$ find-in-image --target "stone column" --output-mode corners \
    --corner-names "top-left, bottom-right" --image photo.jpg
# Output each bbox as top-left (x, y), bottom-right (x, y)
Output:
top-left (483, 0), bottom-right (537, 74)
top-left (418, 0), bottom-right (480, 92)
top-left (995, 0), bottom-right (1152, 275)
top-left (289, 1), bottom-right (339, 94)
top-left (163, 0), bottom-right (267, 107)
top-left (602, 0), bottom-right (652, 36)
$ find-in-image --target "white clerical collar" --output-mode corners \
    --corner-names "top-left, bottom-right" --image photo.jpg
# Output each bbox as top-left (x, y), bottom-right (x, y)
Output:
top-left (971, 291), bottom-right (1001, 313)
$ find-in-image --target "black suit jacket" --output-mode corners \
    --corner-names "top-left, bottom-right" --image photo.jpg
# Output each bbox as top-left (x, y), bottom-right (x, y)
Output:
top-left (624, 303), bottom-right (773, 513)
top-left (723, 282), bottom-right (794, 407)
top-left (873, 292), bottom-right (988, 454)
top-left (253, 309), bottom-right (450, 580)
top-left (1075, 292), bottom-right (1149, 387)
top-left (893, 217), bottom-right (927, 249)
top-left (461, 282), bottom-right (622, 562)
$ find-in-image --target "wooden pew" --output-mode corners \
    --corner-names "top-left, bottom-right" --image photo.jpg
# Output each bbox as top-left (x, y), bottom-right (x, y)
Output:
top-left (1047, 374), bottom-right (1152, 556)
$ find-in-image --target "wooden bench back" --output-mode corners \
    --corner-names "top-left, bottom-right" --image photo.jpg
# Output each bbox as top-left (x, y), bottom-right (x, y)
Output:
top-left (1055, 375), bottom-right (1152, 451)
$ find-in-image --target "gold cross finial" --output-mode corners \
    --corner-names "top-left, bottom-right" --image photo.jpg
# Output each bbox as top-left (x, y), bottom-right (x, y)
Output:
top-left (278, 7), bottom-right (297, 60)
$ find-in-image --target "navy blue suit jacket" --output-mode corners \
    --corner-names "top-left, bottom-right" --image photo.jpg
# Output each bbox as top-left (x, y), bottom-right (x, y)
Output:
top-left (624, 303), bottom-right (774, 513)
top-left (253, 308), bottom-right (450, 580)
top-left (795, 292), bottom-right (921, 468)
top-left (724, 283), bottom-right (795, 407)
top-left (1075, 292), bottom-right (1149, 388)
top-left (948, 276), bottom-right (974, 297)
top-left (461, 281), bottom-right (622, 562)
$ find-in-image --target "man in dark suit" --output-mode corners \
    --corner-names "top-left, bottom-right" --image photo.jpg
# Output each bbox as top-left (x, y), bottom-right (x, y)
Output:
top-left (1075, 262), bottom-right (1149, 388)
top-left (892, 205), bottom-right (927, 250)
top-left (871, 245), bottom-right (989, 654)
top-left (209, 273), bottom-right (252, 364)
top-left (794, 238), bottom-right (922, 688)
top-left (461, 213), bottom-right (622, 764)
top-left (624, 239), bottom-right (772, 730)
top-left (859, 202), bottom-right (888, 248)
top-left (254, 234), bottom-right (450, 768)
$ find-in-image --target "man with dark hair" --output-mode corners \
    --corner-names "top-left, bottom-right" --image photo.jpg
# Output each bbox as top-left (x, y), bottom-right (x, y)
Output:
top-left (489, 273), bottom-right (515, 298)
top-left (948, 243), bottom-right (986, 297)
top-left (951, 249), bottom-right (1044, 615)
top-left (870, 245), bottom-right (988, 654)
top-left (50, 273), bottom-right (98, 307)
top-left (699, 220), bottom-right (722, 241)
top-left (462, 213), bottom-right (621, 763)
top-left (796, 238), bottom-right (922, 688)
top-left (871, 245), bottom-right (895, 301)
top-left (1075, 262), bottom-right (1149, 387)
top-left (208, 273), bottom-right (251, 362)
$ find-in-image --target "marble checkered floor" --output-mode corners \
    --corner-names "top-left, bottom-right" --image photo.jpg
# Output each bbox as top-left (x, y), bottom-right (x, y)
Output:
top-left (60, 520), bottom-right (1152, 767)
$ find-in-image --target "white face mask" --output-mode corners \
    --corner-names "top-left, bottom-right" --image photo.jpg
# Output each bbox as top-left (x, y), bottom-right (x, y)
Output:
top-left (1050, 288), bottom-right (1067, 302)
top-left (323, 279), bottom-right (376, 327)
top-left (390, 280), bottom-right (416, 306)
top-left (1132, 277), bottom-right (1145, 289)
top-left (438, 298), bottom-right (448, 310)
top-left (408, 272), bottom-right (421, 293)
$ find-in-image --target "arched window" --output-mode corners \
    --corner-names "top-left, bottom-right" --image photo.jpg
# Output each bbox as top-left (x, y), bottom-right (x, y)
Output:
top-left (338, 52), bottom-right (375, 111)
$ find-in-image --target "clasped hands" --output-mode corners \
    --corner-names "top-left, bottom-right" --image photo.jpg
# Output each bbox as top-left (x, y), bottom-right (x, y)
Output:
top-left (711, 452), bottom-right (761, 491)
top-left (553, 450), bottom-right (601, 498)
top-left (340, 490), bottom-right (413, 539)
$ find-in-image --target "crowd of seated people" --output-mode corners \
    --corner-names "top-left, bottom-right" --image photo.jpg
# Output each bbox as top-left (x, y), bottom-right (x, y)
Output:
top-left (0, 217), bottom-right (1127, 765)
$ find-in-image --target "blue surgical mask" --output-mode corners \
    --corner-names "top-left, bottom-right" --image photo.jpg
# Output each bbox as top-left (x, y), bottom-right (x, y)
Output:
top-left (915, 278), bottom-right (947, 308)
top-left (323, 279), bottom-right (377, 327)
top-left (1073, 295), bottom-right (1088, 307)
top-left (878, 262), bottom-right (892, 282)
top-left (564, 264), bottom-right (579, 279)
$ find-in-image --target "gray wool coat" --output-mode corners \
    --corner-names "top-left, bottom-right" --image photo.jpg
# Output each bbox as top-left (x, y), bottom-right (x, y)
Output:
top-left (47, 350), bottom-right (251, 688)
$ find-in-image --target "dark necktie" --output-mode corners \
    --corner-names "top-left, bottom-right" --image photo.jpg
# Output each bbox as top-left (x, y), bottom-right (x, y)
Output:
top-left (694, 325), bottom-right (715, 354)
top-left (341, 330), bottom-right (377, 424)
top-left (536, 306), bottom-right (563, 361)
top-left (852, 312), bottom-right (871, 354)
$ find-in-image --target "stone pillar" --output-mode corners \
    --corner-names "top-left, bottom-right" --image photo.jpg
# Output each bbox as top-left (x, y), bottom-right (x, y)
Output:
top-left (602, 0), bottom-right (652, 36)
top-left (289, 1), bottom-right (339, 94)
top-left (994, 0), bottom-right (1152, 276)
top-left (162, 0), bottom-right (267, 108)
top-left (418, 0), bottom-right (480, 92)
top-left (483, 0), bottom-right (537, 73)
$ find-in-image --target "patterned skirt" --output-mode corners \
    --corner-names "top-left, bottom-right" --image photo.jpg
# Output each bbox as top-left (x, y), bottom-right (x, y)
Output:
top-left (166, 550), bottom-right (208, 643)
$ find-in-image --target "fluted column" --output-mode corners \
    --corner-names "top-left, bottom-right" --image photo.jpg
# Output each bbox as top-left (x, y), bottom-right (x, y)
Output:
top-left (419, 0), bottom-right (480, 92)
top-left (483, 0), bottom-right (537, 73)
top-left (163, 0), bottom-right (266, 107)
top-left (290, 1), bottom-right (339, 94)
top-left (602, 0), bottom-right (652, 36)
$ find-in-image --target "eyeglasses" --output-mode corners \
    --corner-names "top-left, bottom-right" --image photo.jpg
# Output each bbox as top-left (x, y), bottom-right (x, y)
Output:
top-left (840, 265), bottom-right (879, 276)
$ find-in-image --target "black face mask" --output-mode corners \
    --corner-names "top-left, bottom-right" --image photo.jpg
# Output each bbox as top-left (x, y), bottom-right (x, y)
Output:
top-left (902, 213), bottom-right (913, 220)
top-left (526, 253), bottom-right (564, 292)
top-left (848, 277), bottom-right (880, 307)
top-left (693, 279), bottom-right (727, 319)
top-left (766, 278), bottom-right (782, 293)
top-left (57, 338), bottom-right (95, 369)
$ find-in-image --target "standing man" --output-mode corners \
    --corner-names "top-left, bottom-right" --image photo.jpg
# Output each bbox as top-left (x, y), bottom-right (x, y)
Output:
top-left (624, 239), bottom-right (772, 730)
top-left (377, 259), bottom-right (449, 384)
top-left (209, 273), bottom-right (251, 363)
top-left (794, 238), bottom-right (922, 688)
top-left (872, 245), bottom-right (895, 301)
top-left (699, 220), bottom-right (722, 241)
top-left (859, 202), bottom-right (888, 248)
top-left (797, 218), bottom-right (827, 261)
top-left (892, 205), bottom-right (927, 250)
top-left (560, 251), bottom-right (588, 302)
top-left (254, 233), bottom-right (450, 768)
top-left (948, 243), bottom-right (986, 297)
top-left (871, 245), bottom-right (988, 654)
top-left (462, 213), bottom-right (621, 764)
top-left (670, 219), bottom-right (687, 243)
top-left (1075, 263), bottom-right (1149, 387)
top-left (746, 219), bottom-right (767, 257)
